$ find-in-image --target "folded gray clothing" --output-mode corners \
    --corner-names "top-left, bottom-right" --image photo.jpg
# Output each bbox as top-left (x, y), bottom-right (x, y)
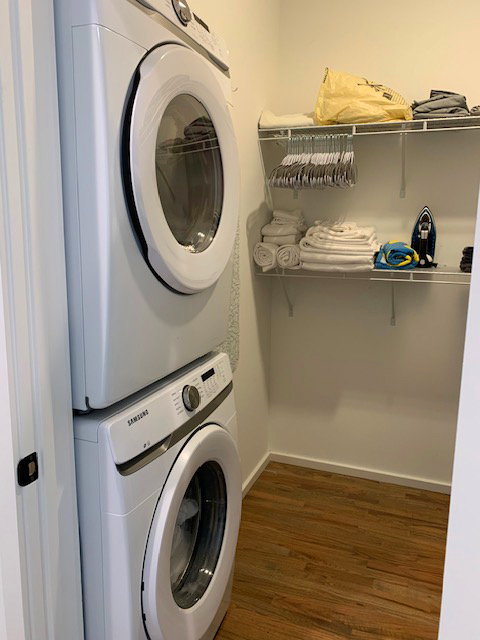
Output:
top-left (412, 90), bottom-right (469, 119)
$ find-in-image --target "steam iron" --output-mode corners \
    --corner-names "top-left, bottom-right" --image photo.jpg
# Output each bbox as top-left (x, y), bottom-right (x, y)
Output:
top-left (411, 206), bottom-right (437, 269)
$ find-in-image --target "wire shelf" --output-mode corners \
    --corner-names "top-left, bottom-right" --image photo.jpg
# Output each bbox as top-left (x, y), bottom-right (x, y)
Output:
top-left (258, 116), bottom-right (480, 141)
top-left (256, 265), bottom-right (471, 286)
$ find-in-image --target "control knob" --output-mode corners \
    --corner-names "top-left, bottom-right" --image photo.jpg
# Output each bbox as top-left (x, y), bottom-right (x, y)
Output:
top-left (182, 385), bottom-right (200, 412)
top-left (172, 0), bottom-right (192, 25)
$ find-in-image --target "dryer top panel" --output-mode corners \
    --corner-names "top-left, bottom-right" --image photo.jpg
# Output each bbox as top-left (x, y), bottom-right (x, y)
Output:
top-left (66, 0), bottom-right (229, 71)
top-left (74, 353), bottom-right (233, 463)
top-left (137, 0), bottom-right (229, 69)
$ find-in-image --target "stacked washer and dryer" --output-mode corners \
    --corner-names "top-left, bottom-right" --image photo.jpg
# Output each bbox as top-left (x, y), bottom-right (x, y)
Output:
top-left (54, 0), bottom-right (242, 638)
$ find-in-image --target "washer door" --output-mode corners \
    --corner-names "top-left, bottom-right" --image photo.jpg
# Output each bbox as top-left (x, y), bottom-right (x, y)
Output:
top-left (142, 425), bottom-right (242, 640)
top-left (124, 44), bottom-right (239, 294)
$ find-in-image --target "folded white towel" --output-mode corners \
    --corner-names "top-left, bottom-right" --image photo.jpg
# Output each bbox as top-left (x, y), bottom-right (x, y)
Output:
top-left (262, 223), bottom-right (301, 237)
top-left (309, 222), bottom-right (376, 238)
top-left (273, 209), bottom-right (303, 222)
top-left (277, 244), bottom-right (301, 269)
top-left (272, 209), bottom-right (305, 227)
top-left (301, 262), bottom-right (373, 272)
top-left (300, 236), bottom-right (380, 255)
top-left (253, 242), bottom-right (278, 272)
top-left (263, 234), bottom-right (301, 246)
top-left (307, 227), bottom-right (377, 244)
top-left (273, 219), bottom-right (307, 232)
top-left (300, 243), bottom-right (377, 256)
top-left (299, 251), bottom-right (373, 266)
top-left (272, 217), bottom-right (307, 231)
top-left (259, 110), bottom-right (315, 129)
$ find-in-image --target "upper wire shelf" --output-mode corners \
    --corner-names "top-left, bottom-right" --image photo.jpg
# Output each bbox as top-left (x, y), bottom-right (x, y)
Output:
top-left (258, 116), bottom-right (480, 141)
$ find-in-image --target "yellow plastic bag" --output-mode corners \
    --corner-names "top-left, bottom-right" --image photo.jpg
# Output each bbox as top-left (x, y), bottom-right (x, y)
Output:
top-left (315, 68), bottom-right (413, 125)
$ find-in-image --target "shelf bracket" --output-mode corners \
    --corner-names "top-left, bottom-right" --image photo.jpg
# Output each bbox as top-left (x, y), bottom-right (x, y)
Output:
top-left (390, 282), bottom-right (396, 326)
top-left (400, 132), bottom-right (406, 198)
top-left (279, 275), bottom-right (294, 317)
top-left (257, 137), bottom-right (274, 210)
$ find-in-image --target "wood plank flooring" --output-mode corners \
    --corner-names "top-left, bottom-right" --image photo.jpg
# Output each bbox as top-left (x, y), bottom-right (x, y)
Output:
top-left (217, 462), bottom-right (450, 640)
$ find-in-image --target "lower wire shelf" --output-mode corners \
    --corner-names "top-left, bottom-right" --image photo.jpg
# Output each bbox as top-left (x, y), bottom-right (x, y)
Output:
top-left (256, 265), bottom-right (471, 321)
top-left (256, 265), bottom-right (471, 286)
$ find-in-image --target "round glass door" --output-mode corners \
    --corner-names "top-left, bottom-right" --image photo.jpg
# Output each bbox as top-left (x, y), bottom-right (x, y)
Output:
top-left (170, 461), bottom-right (227, 608)
top-left (156, 96), bottom-right (224, 255)
top-left (141, 425), bottom-right (242, 640)
top-left (125, 44), bottom-right (240, 294)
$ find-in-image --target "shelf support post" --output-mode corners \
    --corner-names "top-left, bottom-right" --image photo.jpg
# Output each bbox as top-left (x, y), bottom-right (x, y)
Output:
top-left (279, 275), bottom-right (294, 317)
top-left (390, 282), bottom-right (396, 326)
top-left (400, 132), bottom-right (407, 199)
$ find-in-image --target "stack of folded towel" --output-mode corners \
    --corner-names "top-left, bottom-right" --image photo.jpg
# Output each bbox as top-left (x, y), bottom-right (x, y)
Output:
top-left (261, 209), bottom-right (306, 245)
top-left (299, 222), bottom-right (380, 272)
top-left (253, 209), bottom-right (306, 271)
top-left (259, 110), bottom-right (315, 129)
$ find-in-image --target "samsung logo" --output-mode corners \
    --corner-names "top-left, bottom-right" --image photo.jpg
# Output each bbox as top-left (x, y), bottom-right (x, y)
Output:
top-left (128, 409), bottom-right (149, 427)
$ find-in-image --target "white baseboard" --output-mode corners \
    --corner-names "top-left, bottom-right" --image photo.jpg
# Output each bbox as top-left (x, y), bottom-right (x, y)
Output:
top-left (242, 451), bottom-right (271, 497)
top-left (269, 452), bottom-right (451, 495)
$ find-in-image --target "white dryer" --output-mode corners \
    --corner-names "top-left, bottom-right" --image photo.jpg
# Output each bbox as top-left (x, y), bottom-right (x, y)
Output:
top-left (74, 352), bottom-right (242, 640)
top-left (54, 0), bottom-right (240, 410)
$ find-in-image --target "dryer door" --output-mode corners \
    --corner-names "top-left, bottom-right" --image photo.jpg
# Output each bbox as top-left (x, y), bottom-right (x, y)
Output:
top-left (123, 44), bottom-right (239, 294)
top-left (142, 424), bottom-right (242, 640)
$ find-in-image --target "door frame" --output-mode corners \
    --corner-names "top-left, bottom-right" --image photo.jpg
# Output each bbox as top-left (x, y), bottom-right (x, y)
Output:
top-left (439, 190), bottom-right (480, 638)
top-left (0, 1), bottom-right (83, 639)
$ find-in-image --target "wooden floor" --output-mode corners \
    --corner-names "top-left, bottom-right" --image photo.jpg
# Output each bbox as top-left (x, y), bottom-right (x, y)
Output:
top-left (217, 462), bottom-right (450, 640)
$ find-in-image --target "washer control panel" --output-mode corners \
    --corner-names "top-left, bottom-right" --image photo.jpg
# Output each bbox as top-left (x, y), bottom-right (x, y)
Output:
top-left (182, 384), bottom-right (201, 412)
top-left (92, 352), bottom-right (233, 465)
top-left (171, 0), bottom-right (192, 25)
top-left (138, 0), bottom-right (229, 70)
top-left (171, 354), bottom-right (230, 415)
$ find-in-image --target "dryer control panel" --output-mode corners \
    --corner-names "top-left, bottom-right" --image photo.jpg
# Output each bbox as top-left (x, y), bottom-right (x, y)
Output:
top-left (138, 0), bottom-right (229, 70)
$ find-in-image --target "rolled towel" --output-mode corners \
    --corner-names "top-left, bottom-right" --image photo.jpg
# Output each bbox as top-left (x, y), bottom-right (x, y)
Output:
top-left (259, 110), bottom-right (315, 129)
top-left (299, 251), bottom-right (373, 266)
top-left (263, 234), bottom-right (301, 246)
top-left (262, 223), bottom-right (302, 237)
top-left (277, 244), bottom-right (301, 269)
top-left (301, 262), bottom-right (373, 272)
top-left (375, 241), bottom-right (419, 270)
top-left (253, 242), bottom-right (278, 272)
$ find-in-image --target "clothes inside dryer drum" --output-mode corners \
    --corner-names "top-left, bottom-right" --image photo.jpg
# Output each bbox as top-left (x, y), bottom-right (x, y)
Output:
top-left (155, 95), bottom-right (224, 254)
top-left (170, 461), bottom-right (227, 609)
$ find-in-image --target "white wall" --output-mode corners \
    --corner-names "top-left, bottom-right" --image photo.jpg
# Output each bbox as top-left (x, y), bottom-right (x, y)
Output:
top-left (275, 0), bottom-right (480, 114)
top-left (193, 0), bottom-right (280, 483)
top-left (263, 0), bottom-right (480, 488)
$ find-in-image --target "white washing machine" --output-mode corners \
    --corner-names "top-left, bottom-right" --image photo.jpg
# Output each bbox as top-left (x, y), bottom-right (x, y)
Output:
top-left (54, 0), bottom-right (240, 410)
top-left (74, 352), bottom-right (242, 640)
